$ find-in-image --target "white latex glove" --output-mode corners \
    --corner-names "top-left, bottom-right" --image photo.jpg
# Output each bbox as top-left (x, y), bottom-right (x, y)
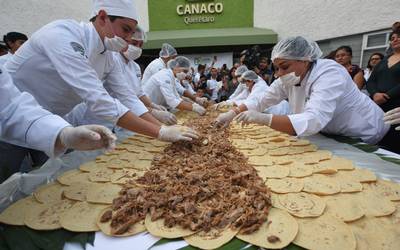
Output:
top-left (157, 125), bottom-right (199, 142)
top-left (235, 111), bottom-right (273, 126)
top-left (213, 100), bottom-right (234, 110)
top-left (214, 110), bottom-right (237, 128)
top-left (384, 107), bottom-right (400, 131)
top-left (195, 97), bottom-right (208, 106)
top-left (58, 125), bottom-right (116, 152)
top-left (192, 103), bottom-right (206, 115)
top-left (151, 103), bottom-right (167, 112)
top-left (151, 109), bottom-right (177, 125)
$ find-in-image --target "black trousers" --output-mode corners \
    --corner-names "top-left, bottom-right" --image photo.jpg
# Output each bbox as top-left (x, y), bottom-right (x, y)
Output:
top-left (0, 141), bottom-right (48, 183)
top-left (379, 125), bottom-right (400, 154)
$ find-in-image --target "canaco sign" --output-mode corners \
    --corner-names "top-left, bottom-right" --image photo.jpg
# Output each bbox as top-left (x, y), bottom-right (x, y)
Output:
top-left (148, 0), bottom-right (253, 31)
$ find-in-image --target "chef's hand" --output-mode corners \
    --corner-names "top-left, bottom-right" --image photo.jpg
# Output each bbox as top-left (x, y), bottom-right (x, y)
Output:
top-left (57, 125), bottom-right (116, 152)
top-left (384, 107), bottom-right (400, 131)
top-left (214, 110), bottom-right (237, 128)
top-left (235, 110), bottom-right (273, 127)
top-left (151, 103), bottom-right (167, 111)
top-left (157, 125), bottom-right (199, 142)
top-left (195, 97), bottom-right (208, 106)
top-left (192, 103), bottom-right (206, 115)
top-left (151, 109), bottom-right (177, 125)
top-left (213, 100), bottom-right (234, 110)
top-left (373, 93), bottom-right (390, 105)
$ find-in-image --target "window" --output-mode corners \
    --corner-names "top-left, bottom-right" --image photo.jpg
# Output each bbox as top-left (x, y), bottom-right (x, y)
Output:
top-left (360, 30), bottom-right (391, 68)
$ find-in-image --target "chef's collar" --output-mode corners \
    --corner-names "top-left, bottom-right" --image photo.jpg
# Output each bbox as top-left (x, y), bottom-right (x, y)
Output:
top-left (295, 62), bottom-right (314, 87)
top-left (85, 22), bottom-right (106, 55)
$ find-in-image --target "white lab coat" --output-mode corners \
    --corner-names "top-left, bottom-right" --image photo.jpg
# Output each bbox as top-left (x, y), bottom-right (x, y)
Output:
top-left (257, 59), bottom-right (389, 144)
top-left (141, 57), bottom-right (166, 86)
top-left (0, 66), bottom-right (70, 157)
top-left (0, 53), bottom-right (12, 66)
top-left (5, 20), bottom-right (129, 126)
top-left (143, 69), bottom-right (183, 109)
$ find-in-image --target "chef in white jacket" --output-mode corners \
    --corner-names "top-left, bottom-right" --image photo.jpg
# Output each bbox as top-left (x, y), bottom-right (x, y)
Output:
top-left (141, 43), bottom-right (177, 85)
top-left (5, 0), bottom-right (197, 143)
top-left (228, 36), bottom-right (389, 145)
top-left (0, 66), bottom-right (116, 182)
top-left (143, 56), bottom-right (207, 115)
top-left (0, 32), bottom-right (28, 66)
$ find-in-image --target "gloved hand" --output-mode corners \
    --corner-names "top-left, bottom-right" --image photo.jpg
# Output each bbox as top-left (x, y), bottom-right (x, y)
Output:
top-left (384, 107), bottom-right (400, 131)
top-left (182, 96), bottom-right (194, 103)
top-left (151, 103), bottom-right (167, 112)
top-left (157, 125), bottom-right (199, 142)
top-left (195, 97), bottom-right (208, 106)
top-left (235, 110), bottom-right (273, 126)
top-left (151, 109), bottom-right (177, 125)
top-left (58, 125), bottom-right (116, 152)
top-left (213, 100), bottom-right (234, 110)
top-left (192, 103), bottom-right (206, 115)
top-left (214, 110), bottom-right (237, 128)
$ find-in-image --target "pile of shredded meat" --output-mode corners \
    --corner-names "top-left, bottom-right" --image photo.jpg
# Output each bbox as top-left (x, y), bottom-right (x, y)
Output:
top-left (101, 114), bottom-right (271, 236)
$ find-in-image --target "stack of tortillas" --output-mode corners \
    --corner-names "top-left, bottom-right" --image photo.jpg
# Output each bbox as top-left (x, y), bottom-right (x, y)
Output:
top-left (1, 112), bottom-right (399, 250)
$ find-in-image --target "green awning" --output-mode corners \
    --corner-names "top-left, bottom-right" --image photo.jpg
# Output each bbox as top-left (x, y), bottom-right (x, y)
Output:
top-left (143, 27), bottom-right (277, 49)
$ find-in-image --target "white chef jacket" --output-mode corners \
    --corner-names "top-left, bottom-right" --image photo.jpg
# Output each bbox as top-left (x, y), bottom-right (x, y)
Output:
top-left (0, 66), bottom-right (70, 157)
top-left (256, 59), bottom-right (389, 144)
top-left (143, 69), bottom-right (183, 109)
top-left (207, 78), bottom-right (219, 101)
top-left (175, 79), bottom-right (186, 96)
top-left (5, 20), bottom-right (129, 126)
top-left (141, 57), bottom-right (166, 86)
top-left (0, 53), bottom-right (12, 66)
top-left (229, 83), bottom-right (249, 104)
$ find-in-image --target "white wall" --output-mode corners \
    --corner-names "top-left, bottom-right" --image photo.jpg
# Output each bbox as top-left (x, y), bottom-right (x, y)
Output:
top-left (0, 0), bottom-right (149, 37)
top-left (254, 0), bottom-right (399, 41)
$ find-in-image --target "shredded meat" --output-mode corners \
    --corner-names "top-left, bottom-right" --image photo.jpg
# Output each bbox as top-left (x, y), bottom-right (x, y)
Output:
top-left (108, 113), bottom-right (271, 235)
top-left (100, 210), bottom-right (112, 223)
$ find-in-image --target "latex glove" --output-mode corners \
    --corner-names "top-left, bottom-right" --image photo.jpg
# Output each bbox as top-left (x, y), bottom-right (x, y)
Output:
top-left (157, 125), bottom-right (199, 142)
top-left (192, 103), bottom-right (206, 115)
top-left (58, 125), bottom-right (116, 152)
top-left (195, 97), bottom-right (208, 106)
top-left (235, 111), bottom-right (273, 126)
top-left (384, 107), bottom-right (400, 131)
top-left (214, 110), bottom-right (237, 128)
top-left (151, 109), bottom-right (177, 125)
top-left (151, 103), bottom-right (167, 112)
top-left (213, 100), bottom-right (234, 110)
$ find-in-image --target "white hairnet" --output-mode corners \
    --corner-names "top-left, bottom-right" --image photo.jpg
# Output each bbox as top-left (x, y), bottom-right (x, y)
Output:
top-left (167, 56), bottom-right (190, 69)
top-left (91, 0), bottom-right (138, 20)
top-left (271, 36), bottom-right (322, 62)
top-left (235, 65), bottom-right (248, 77)
top-left (159, 43), bottom-right (177, 58)
top-left (242, 70), bottom-right (258, 81)
top-left (132, 26), bottom-right (146, 42)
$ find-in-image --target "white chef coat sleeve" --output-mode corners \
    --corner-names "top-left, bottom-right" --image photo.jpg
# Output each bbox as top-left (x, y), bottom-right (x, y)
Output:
top-left (37, 30), bottom-right (129, 125)
top-left (104, 59), bottom-right (148, 117)
top-left (288, 66), bottom-right (345, 136)
top-left (175, 80), bottom-right (186, 96)
top-left (0, 67), bottom-right (70, 158)
top-left (160, 78), bottom-right (183, 109)
top-left (253, 79), bottom-right (288, 111)
top-left (242, 81), bottom-right (268, 112)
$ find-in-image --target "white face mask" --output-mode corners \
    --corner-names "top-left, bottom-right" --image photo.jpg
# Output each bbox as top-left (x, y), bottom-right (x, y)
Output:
top-left (176, 71), bottom-right (187, 81)
top-left (280, 72), bottom-right (301, 87)
top-left (103, 18), bottom-right (128, 52)
top-left (123, 45), bottom-right (142, 61)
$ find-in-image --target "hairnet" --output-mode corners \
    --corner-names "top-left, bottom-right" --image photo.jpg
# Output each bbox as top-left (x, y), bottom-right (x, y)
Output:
top-left (271, 36), bottom-right (322, 62)
top-left (132, 26), bottom-right (146, 42)
top-left (235, 65), bottom-right (248, 77)
top-left (159, 43), bottom-right (177, 58)
top-left (241, 70), bottom-right (258, 81)
top-left (91, 0), bottom-right (138, 21)
top-left (167, 56), bottom-right (190, 69)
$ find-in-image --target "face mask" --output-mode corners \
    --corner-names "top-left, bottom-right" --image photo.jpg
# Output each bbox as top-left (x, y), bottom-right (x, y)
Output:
top-left (123, 45), bottom-right (142, 61)
top-left (280, 72), bottom-right (301, 87)
top-left (176, 72), bottom-right (187, 81)
top-left (103, 18), bottom-right (128, 52)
